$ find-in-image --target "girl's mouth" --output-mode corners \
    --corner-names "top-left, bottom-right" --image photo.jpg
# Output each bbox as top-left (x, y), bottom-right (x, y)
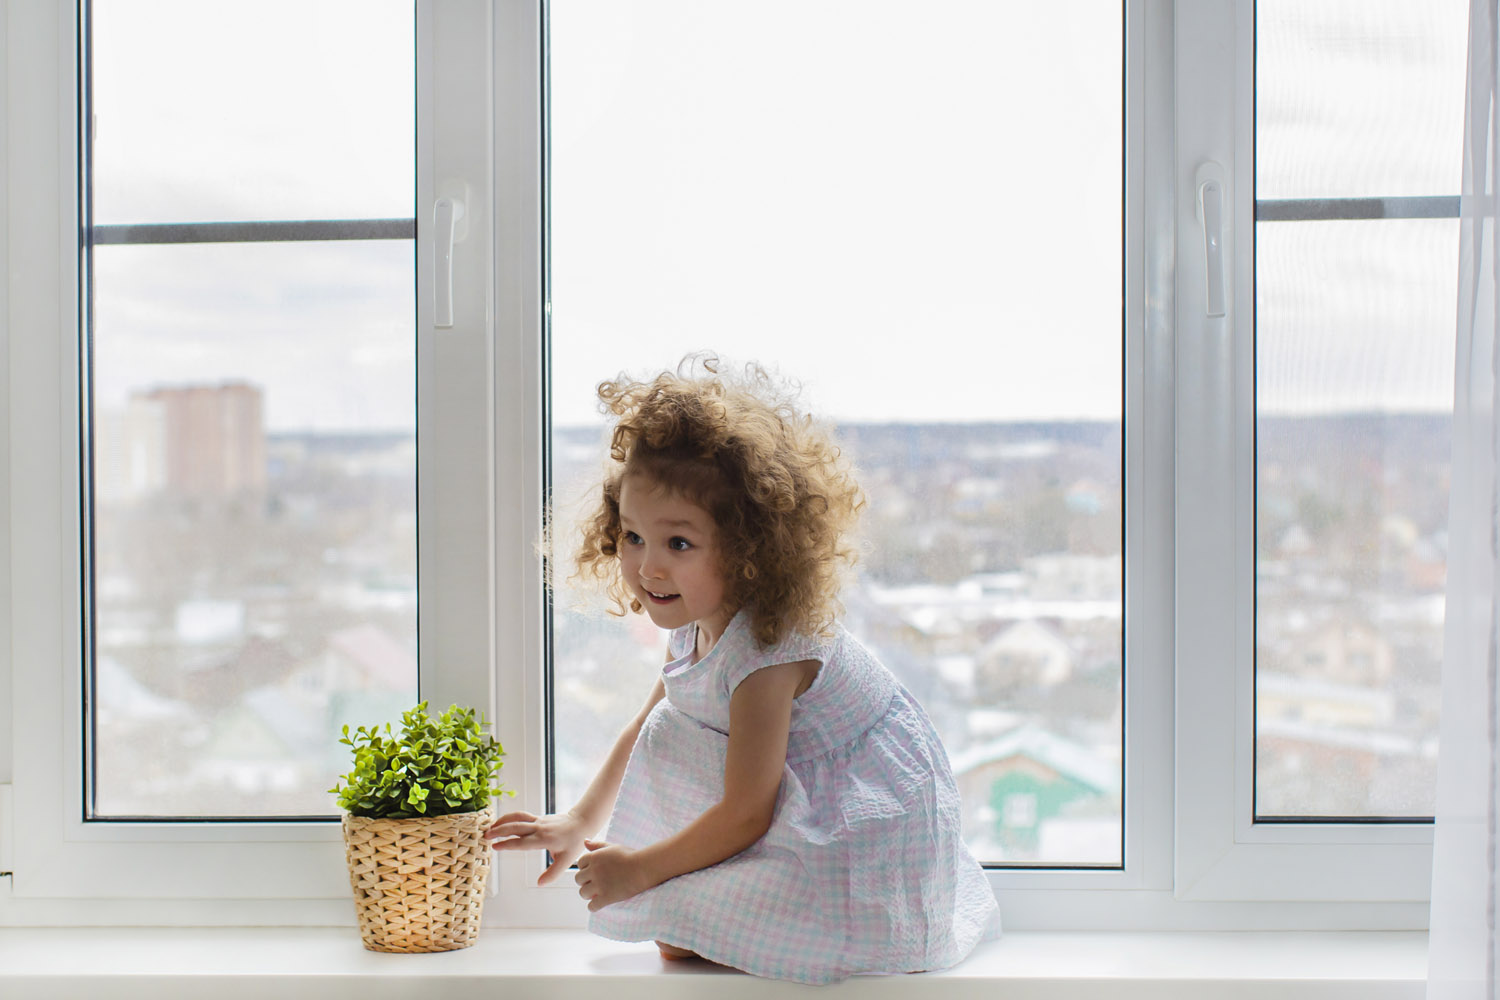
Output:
top-left (645, 590), bottom-right (679, 604)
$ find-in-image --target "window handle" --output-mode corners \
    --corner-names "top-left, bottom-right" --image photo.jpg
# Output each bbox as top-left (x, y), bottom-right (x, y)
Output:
top-left (1196, 162), bottom-right (1228, 318)
top-left (434, 195), bottom-right (467, 328)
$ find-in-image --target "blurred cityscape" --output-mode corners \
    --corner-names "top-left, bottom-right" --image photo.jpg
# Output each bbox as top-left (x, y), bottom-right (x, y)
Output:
top-left (1255, 414), bottom-right (1448, 818)
top-left (89, 383), bottom-right (1446, 859)
top-left (92, 381), bottom-right (416, 817)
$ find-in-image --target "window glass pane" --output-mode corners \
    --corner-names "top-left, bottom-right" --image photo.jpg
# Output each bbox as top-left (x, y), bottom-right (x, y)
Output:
top-left (90, 0), bottom-right (414, 225)
top-left (1256, 0), bottom-right (1466, 199)
top-left (87, 3), bottom-right (417, 818)
top-left (548, 1), bottom-right (1123, 865)
top-left (1254, 1), bottom-right (1461, 820)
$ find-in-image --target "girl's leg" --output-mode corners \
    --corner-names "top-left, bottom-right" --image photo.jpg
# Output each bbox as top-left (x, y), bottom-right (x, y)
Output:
top-left (655, 940), bottom-right (699, 960)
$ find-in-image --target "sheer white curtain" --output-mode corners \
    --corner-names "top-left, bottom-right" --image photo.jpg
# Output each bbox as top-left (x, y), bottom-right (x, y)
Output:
top-left (1430, 2), bottom-right (1500, 997)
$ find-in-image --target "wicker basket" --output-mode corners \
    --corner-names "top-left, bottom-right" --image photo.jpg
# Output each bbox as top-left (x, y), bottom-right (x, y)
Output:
top-left (341, 806), bottom-right (494, 953)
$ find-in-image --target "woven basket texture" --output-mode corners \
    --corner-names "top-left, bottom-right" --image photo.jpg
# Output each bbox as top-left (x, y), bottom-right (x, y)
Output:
top-left (342, 807), bottom-right (494, 953)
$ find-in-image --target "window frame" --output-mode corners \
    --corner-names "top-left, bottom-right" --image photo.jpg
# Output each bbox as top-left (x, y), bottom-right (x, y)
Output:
top-left (0, 0), bottom-right (1438, 929)
top-left (1171, 0), bottom-right (1435, 904)
top-left (0, 0), bottom-right (497, 913)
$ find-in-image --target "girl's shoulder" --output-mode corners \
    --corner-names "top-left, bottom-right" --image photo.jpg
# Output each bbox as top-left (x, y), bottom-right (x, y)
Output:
top-left (765, 624), bottom-right (842, 664)
top-left (722, 614), bottom-right (843, 692)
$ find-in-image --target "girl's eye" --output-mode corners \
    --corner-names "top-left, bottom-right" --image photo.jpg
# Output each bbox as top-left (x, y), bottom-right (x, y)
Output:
top-left (669, 537), bottom-right (692, 551)
top-left (623, 531), bottom-right (643, 546)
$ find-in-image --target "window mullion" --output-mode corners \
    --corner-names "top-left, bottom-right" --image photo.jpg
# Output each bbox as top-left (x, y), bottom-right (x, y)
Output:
top-left (485, 0), bottom-right (550, 921)
top-left (1255, 196), bottom-right (1460, 222)
top-left (90, 220), bottom-right (417, 245)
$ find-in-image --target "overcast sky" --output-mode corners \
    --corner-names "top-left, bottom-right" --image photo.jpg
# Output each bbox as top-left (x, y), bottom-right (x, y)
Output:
top-left (90, 0), bottom-right (1465, 432)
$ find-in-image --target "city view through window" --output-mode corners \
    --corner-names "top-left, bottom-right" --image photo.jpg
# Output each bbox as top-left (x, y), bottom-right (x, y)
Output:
top-left (86, 1), bottom-right (417, 818)
top-left (1253, 0), bottom-right (1464, 819)
top-left (92, 376), bottom-right (417, 816)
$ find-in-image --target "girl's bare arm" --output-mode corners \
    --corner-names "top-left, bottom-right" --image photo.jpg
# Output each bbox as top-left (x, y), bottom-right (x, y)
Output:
top-left (574, 659), bottom-right (816, 908)
top-left (571, 674), bottom-right (667, 832)
top-left (487, 674), bottom-right (665, 884)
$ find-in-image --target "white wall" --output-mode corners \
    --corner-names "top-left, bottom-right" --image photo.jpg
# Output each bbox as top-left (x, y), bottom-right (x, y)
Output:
top-left (1, 0), bottom-right (15, 791)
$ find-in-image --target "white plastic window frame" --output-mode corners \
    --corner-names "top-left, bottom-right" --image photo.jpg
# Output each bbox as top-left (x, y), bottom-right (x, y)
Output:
top-left (1171, 0), bottom-right (1435, 905)
top-left (0, 0), bottom-right (496, 922)
top-left (0, 0), bottom-right (1436, 931)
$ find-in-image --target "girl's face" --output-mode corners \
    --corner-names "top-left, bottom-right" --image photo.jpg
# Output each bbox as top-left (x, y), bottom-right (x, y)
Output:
top-left (617, 474), bottom-right (733, 643)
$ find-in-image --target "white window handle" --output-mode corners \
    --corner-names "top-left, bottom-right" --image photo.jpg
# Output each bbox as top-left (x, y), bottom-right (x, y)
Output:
top-left (434, 196), bottom-right (466, 328)
top-left (1196, 162), bottom-right (1228, 318)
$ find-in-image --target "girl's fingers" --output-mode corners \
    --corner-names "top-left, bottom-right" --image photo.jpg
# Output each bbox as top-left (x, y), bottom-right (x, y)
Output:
top-left (487, 821), bottom-right (538, 839)
top-left (538, 853), bottom-right (577, 885)
top-left (489, 810), bottom-right (538, 828)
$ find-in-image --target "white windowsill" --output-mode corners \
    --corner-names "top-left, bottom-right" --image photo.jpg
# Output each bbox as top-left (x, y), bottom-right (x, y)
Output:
top-left (0, 927), bottom-right (1426, 999)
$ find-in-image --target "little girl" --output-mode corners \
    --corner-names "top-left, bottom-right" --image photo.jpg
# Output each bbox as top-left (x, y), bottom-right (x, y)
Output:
top-left (487, 357), bottom-right (1000, 984)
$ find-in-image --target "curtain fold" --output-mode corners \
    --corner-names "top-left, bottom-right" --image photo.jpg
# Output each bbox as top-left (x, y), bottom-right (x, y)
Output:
top-left (1429, 2), bottom-right (1500, 997)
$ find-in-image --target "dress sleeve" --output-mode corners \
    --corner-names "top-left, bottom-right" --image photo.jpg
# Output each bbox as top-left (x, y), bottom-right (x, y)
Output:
top-left (722, 627), bottom-right (838, 696)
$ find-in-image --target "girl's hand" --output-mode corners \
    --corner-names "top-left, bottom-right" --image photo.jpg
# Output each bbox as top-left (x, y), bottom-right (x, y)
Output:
top-left (575, 839), bottom-right (652, 911)
top-left (485, 810), bottom-right (591, 886)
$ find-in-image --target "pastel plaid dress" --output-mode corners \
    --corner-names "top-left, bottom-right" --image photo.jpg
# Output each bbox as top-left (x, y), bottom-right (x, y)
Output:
top-left (588, 609), bottom-right (1001, 985)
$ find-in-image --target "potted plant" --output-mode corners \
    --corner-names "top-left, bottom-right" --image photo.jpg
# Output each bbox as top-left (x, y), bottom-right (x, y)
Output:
top-left (330, 701), bottom-right (512, 953)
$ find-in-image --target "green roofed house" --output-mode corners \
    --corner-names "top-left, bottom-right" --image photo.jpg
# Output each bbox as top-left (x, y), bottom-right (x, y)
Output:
top-left (949, 725), bottom-right (1121, 863)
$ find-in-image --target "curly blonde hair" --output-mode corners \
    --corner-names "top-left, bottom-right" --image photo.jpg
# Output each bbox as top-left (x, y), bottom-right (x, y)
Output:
top-left (573, 356), bottom-right (864, 648)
